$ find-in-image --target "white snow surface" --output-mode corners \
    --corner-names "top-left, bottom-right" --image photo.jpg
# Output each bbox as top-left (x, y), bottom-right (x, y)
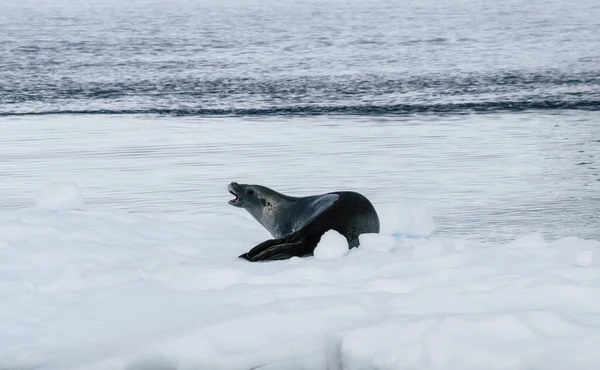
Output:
top-left (358, 233), bottom-right (396, 253)
top-left (35, 182), bottom-right (85, 211)
top-left (377, 203), bottom-right (435, 238)
top-left (2, 187), bottom-right (600, 370)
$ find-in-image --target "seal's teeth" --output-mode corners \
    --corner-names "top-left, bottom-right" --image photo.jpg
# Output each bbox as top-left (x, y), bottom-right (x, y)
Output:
top-left (228, 189), bottom-right (241, 204)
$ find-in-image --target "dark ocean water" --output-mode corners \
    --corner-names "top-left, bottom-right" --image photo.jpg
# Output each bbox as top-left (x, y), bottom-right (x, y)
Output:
top-left (0, 0), bottom-right (599, 242)
top-left (1, 0), bottom-right (599, 116)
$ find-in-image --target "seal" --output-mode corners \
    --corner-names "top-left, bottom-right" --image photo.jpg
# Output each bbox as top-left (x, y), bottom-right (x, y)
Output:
top-left (228, 182), bottom-right (380, 261)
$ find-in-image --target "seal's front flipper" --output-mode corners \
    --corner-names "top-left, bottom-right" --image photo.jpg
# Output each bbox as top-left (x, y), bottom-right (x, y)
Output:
top-left (293, 193), bottom-right (339, 232)
top-left (241, 228), bottom-right (319, 261)
top-left (241, 237), bottom-right (288, 260)
top-left (248, 242), bottom-right (307, 261)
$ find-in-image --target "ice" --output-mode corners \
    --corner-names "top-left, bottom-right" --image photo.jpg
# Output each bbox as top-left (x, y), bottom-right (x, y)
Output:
top-left (410, 238), bottom-right (446, 259)
top-left (35, 182), bottom-right (85, 211)
top-left (314, 230), bottom-right (349, 260)
top-left (2, 191), bottom-right (600, 370)
top-left (358, 233), bottom-right (396, 253)
top-left (507, 232), bottom-right (546, 248)
top-left (376, 203), bottom-right (435, 238)
top-left (575, 250), bottom-right (594, 267)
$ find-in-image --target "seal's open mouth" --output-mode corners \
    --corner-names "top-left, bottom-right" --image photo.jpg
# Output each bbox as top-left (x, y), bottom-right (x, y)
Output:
top-left (228, 182), bottom-right (243, 206)
top-left (229, 190), bottom-right (241, 205)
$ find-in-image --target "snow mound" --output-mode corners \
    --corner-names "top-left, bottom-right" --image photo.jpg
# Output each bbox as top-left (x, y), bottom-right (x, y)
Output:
top-left (314, 229), bottom-right (349, 259)
top-left (376, 202), bottom-right (434, 238)
top-left (508, 232), bottom-right (546, 248)
top-left (575, 250), bottom-right (594, 267)
top-left (35, 182), bottom-right (85, 211)
top-left (1, 206), bottom-right (600, 370)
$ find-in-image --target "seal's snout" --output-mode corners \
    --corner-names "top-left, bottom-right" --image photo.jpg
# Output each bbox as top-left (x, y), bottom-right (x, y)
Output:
top-left (228, 182), bottom-right (240, 194)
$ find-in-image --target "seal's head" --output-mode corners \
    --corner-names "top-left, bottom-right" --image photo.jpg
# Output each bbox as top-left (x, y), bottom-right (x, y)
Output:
top-left (228, 182), bottom-right (296, 237)
top-left (228, 182), bottom-right (263, 209)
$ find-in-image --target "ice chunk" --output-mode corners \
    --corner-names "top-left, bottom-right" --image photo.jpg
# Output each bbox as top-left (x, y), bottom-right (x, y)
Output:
top-left (313, 230), bottom-right (349, 259)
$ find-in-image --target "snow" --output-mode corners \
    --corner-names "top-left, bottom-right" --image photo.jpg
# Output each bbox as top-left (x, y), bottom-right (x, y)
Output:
top-left (35, 182), bottom-right (85, 211)
top-left (376, 203), bottom-right (435, 238)
top-left (2, 185), bottom-right (600, 370)
top-left (358, 233), bottom-right (396, 253)
top-left (314, 230), bottom-right (350, 259)
top-left (575, 250), bottom-right (594, 267)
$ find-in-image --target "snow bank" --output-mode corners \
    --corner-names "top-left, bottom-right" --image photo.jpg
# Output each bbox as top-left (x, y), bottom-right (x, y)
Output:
top-left (2, 192), bottom-right (600, 370)
top-left (376, 202), bottom-right (434, 238)
top-left (35, 182), bottom-right (85, 211)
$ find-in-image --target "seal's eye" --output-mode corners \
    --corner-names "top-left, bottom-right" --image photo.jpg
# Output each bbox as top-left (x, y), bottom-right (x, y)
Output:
top-left (247, 189), bottom-right (254, 196)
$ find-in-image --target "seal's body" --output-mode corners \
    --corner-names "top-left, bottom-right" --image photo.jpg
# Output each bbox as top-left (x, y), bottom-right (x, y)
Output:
top-left (228, 182), bottom-right (380, 261)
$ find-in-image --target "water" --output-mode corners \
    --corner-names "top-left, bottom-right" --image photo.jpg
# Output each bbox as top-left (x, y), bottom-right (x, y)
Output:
top-left (1, 112), bottom-right (598, 242)
top-left (0, 0), bottom-right (599, 242)
top-left (1, 0), bottom-right (599, 115)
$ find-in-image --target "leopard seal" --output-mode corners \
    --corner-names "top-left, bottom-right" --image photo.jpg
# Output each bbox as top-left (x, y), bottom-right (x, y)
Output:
top-left (228, 182), bottom-right (380, 261)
